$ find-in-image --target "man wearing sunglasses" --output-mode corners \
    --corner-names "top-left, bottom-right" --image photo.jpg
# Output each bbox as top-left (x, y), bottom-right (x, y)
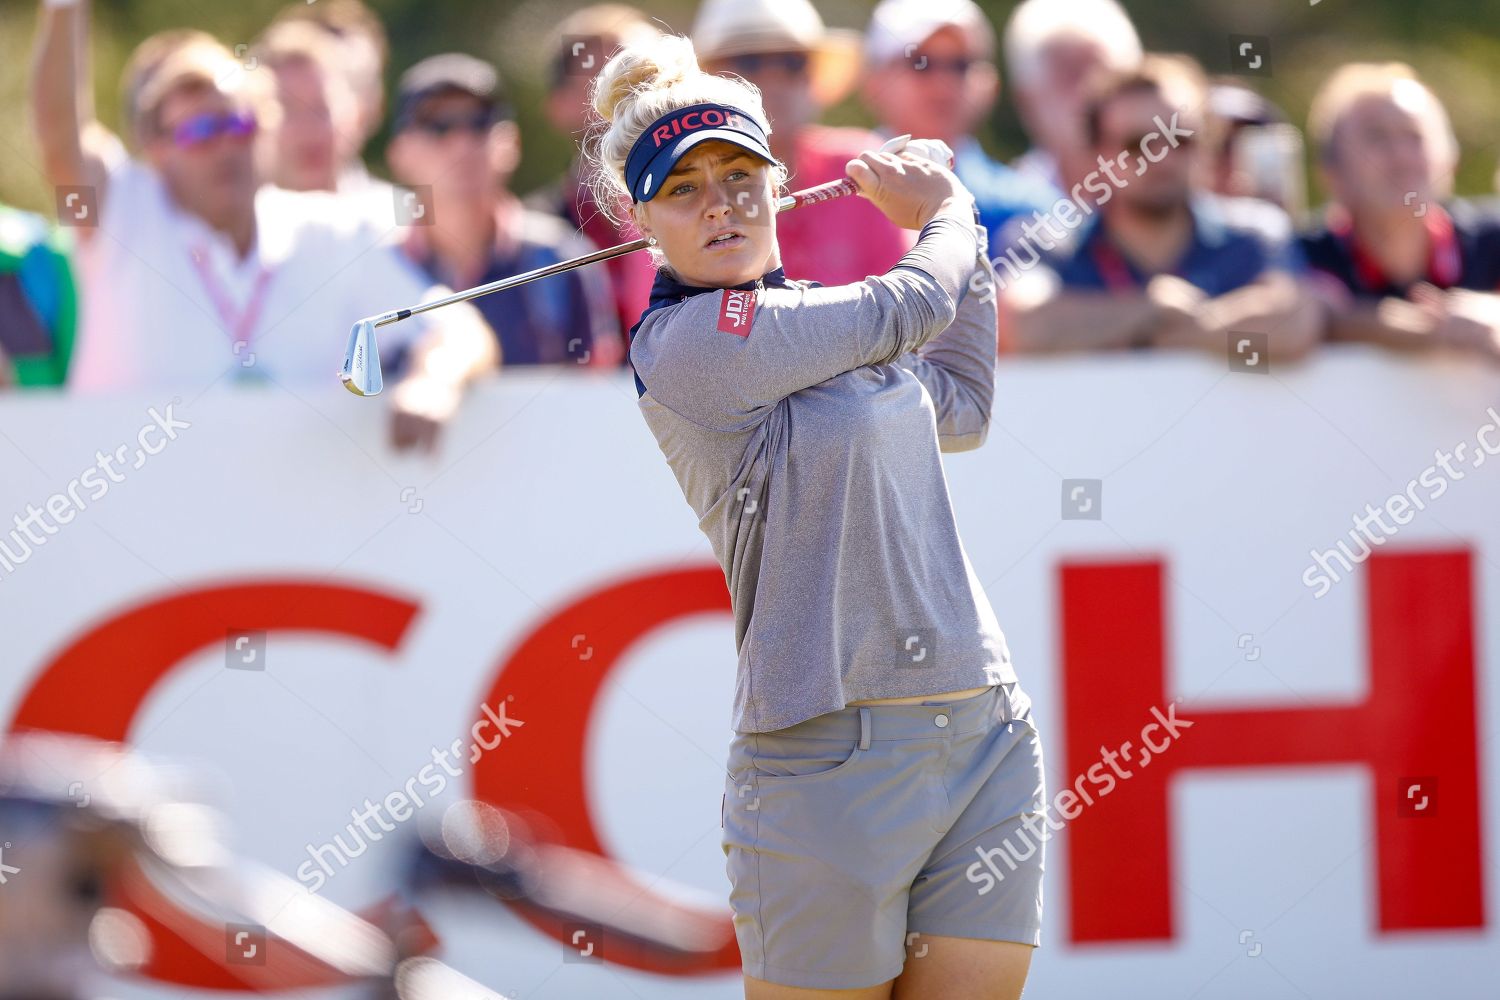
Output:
top-left (1009, 55), bottom-right (1321, 359)
top-left (690, 0), bottom-right (916, 287)
top-left (30, 2), bottom-right (495, 451)
top-left (386, 54), bottom-right (621, 368)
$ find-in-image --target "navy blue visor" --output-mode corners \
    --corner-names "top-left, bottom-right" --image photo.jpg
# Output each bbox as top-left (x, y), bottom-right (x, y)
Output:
top-left (624, 102), bottom-right (775, 203)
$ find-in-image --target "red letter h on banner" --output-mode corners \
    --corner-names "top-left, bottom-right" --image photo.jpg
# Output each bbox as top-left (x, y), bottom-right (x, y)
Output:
top-left (1061, 550), bottom-right (1484, 943)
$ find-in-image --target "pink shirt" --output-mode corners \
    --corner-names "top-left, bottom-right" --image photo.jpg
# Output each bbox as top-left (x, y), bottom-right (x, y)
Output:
top-left (776, 126), bottom-right (917, 287)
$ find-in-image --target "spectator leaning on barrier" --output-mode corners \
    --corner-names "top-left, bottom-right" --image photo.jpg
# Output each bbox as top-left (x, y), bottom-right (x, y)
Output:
top-left (862, 0), bottom-right (1054, 259)
top-left (527, 4), bottom-right (662, 360)
top-left (0, 204), bottom-right (76, 388)
top-left (1006, 55), bottom-right (1321, 359)
top-left (29, 2), bottom-right (496, 450)
top-left (691, 0), bottom-right (917, 286)
top-left (1002, 0), bottom-right (1142, 200)
top-left (268, 0), bottom-right (390, 198)
top-left (386, 54), bottom-right (622, 368)
top-left (1299, 63), bottom-right (1500, 361)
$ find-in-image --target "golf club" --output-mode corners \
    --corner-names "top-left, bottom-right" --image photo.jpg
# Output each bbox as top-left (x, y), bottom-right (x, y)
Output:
top-left (341, 134), bottom-right (953, 396)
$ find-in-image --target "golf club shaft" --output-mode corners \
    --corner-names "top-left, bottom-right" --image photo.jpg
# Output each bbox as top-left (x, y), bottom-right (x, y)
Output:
top-left (342, 134), bottom-right (943, 394)
top-left (374, 179), bottom-right (860, 329)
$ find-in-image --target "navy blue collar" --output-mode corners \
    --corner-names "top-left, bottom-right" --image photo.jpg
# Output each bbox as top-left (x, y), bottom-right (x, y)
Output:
top-left (629, 266), bottom-right (793, 398)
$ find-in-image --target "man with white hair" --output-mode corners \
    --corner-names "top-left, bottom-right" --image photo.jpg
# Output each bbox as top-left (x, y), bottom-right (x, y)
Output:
top-left (1002, 0), bottom-right (1142, 198)
top-left (1299, 63), bottom-right (1500, 360)
top-left (862, 0), bottom-right (1054, 257)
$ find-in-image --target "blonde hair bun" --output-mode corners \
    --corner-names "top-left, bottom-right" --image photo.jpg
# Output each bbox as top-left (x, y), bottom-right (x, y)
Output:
top-left (584, 33), bottom-right (787, 230)
top-left (592, 34), bottom-right (700, 126)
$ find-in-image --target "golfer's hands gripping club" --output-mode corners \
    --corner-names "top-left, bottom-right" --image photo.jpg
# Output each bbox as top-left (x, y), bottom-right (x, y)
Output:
top-left (847, 139), bottom-right (971, 231)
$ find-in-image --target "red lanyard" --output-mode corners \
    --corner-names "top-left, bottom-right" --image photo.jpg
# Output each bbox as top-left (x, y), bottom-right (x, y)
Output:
top-left (189, 245), bottom-right (275, 355)
top-left (1091, 223), bottom-right (1195, 292)
top-left (1339, 205), bottom-right (1462, 293)
top-left (1092, 238), bottom-right (1148, 292)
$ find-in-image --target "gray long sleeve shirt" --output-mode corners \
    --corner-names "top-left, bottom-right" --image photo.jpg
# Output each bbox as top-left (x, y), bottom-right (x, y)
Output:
top-left (630, 205), bottom-right (1018, 733)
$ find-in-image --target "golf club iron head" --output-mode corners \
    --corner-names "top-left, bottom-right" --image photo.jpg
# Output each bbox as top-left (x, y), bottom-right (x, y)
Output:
top-left (341, 317), bottom-right (383, 396)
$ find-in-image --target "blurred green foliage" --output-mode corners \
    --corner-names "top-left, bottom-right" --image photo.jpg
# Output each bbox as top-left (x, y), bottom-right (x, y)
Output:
top-left (2, 0), bottom-right (1497, 218)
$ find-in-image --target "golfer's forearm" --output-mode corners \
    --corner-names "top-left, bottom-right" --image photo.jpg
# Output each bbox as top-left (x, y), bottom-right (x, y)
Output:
top-left (902, 244), bottom-right (999, 451)
top-left (893, 200), bottom-right (983, 309)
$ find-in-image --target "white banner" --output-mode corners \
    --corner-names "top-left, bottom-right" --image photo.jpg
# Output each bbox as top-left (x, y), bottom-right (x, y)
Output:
top-left (1, 346), bottom-right (1496, 999)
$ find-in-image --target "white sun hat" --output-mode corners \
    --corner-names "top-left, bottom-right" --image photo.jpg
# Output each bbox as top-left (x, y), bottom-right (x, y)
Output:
top-left (690, 0), bottom-right (864, 107)
top-left (864, 0), bottom-right (995, 68)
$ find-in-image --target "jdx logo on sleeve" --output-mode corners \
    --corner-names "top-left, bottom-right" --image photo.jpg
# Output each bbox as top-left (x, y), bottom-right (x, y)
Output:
top-left (717, 289), bottom-right (757, 336)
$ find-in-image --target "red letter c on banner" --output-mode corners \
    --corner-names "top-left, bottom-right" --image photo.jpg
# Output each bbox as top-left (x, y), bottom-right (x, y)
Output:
top-left (6, 581), bottom-right (422, 990)
top-left (469, 563), bottom-right (742, 974)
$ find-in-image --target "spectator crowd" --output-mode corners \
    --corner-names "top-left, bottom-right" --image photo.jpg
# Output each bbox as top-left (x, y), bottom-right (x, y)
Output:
top-left (3, 0), bottom-right (1499, 448)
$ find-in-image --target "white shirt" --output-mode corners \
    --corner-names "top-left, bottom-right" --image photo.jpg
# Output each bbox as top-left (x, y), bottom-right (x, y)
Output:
top-left (335, 159), bottom-right (406, 232)
top-left (70, 145), bottom-right (448, 394)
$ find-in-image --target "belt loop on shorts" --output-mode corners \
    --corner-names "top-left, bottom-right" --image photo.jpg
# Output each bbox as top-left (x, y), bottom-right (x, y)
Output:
top-left (858, 707), bottom-right (871, 750)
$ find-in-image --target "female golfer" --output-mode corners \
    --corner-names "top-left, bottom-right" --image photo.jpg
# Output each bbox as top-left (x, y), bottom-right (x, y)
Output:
top-left (587, 34), bottom-right (1044, 1000)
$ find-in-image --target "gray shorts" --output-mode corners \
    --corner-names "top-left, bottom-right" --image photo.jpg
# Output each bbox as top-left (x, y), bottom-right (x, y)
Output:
top-left (721, 682), bottom-right (1045, 989)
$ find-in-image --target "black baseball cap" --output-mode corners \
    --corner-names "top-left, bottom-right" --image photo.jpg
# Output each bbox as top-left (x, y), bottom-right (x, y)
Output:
top-left (393, 53), bottom-right (512, 131)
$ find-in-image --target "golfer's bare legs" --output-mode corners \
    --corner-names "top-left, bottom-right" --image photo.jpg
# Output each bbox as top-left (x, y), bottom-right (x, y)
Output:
top-left (891, 935), bottom-right (1032, 999)
top-left (746, 976), bottom-right (893, 999)
top-left (745, 934), bottom-right (1032, 1000)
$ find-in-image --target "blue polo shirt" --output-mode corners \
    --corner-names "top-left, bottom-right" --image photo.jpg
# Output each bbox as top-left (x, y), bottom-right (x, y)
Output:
top-left (1045, 194), bottom-right (1304, 294)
